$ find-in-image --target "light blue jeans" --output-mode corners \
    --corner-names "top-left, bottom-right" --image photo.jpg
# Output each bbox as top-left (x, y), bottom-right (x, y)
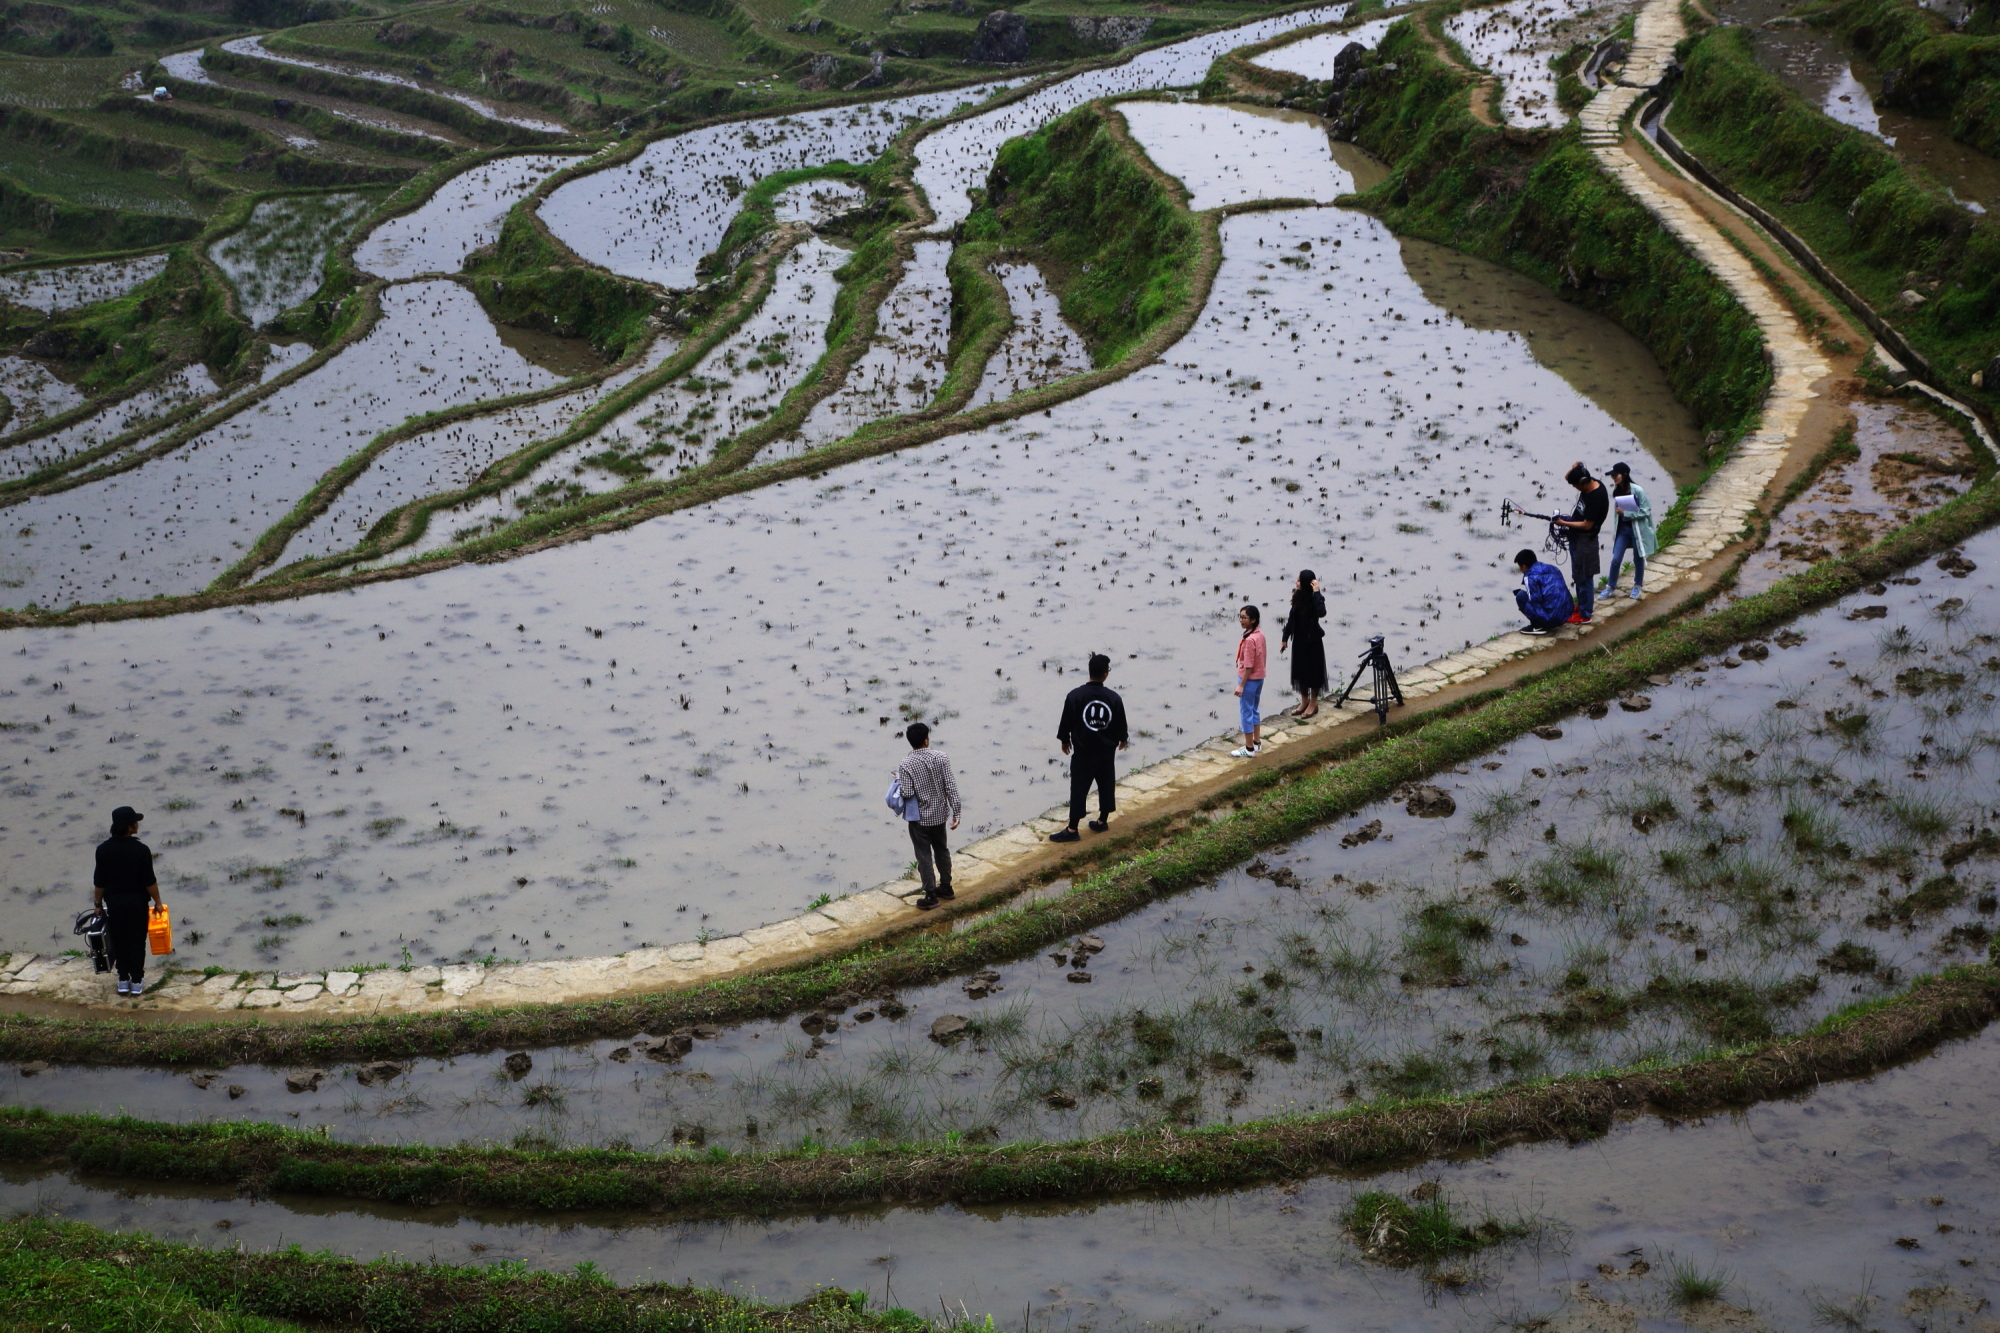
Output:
top-left (1607, 523), bottom-right (1645, 592)
top-left (1239, 678), bottom-right (1263, 735)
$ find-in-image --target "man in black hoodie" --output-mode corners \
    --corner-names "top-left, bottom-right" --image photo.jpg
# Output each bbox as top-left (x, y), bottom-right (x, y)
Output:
top-left (1049, 653), bottom-right (1129, 843)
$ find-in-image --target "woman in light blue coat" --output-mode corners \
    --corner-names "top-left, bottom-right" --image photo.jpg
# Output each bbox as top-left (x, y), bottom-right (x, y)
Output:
top-left (1603, 460), bottom-right (1656, 600)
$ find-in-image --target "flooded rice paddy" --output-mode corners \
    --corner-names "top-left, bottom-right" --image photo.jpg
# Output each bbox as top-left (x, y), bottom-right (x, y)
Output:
top-left (217, 37), bottom-right (568, 135)
top-left (352, 154), bottom-right (580, 280)
top-left (966, 262), bottom-right (1095, 409)
top-left (0, 204), bottom-right (1708, 971)
top-left (209, 192), bottom-right (378, 328)
top-left (7, 990), bottom-right (1999, 1329)
top-left (0, 254), bottom-right (168, 313)
top-left (0, 281), bottom-right (569, 607)
top-left (1249, 15), bottom-right (1405, 79)
top-left (788, 240), bottom-right (954, 451)
top-left (7, 536), bottom-right (1994, 1154)
top-left (0, 363), bottom-right (221, 486)
top-left (1445, 0), bottom-right (1648, 131)
top-left (0, 356), bottom-right (84, 434)
top-left (1117, 102), bottom-right (1362, 210)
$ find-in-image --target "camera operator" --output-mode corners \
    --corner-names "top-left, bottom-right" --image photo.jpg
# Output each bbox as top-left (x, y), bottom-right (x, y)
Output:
top-left (1554, 462), bottom-right (1609, 621)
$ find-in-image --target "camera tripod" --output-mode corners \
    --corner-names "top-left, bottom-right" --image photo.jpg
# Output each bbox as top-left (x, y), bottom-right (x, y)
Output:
top-left (1334, 634), bottom-right (1405, 726)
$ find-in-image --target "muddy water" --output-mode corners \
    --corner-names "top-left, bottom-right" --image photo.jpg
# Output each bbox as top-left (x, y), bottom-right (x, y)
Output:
top-left (0, 364), bottom-right (221, 484)
top-left (403, 237), bottom-right (848, 553)
top-left (0, 255), bottom-right (168, 314)
top-left (218, 37), bottom-right (568, 135)
top-left (1719, 0), bottom-right (2000, 213)
top-left (0, 281), bottom-right (568, 608)
top-left (785, 240), bottom-right (953, 452)
top-left (911, 6), bottom-right (1347, 230)
top-left (1737, 396), bottom-right (1976, 595)
top-left (0, 209), bottom-right (1720, 972)
top-left (539, 88), bottom-right (1016, 288)
top-left (966, 261), bottom-right (1094, 408)
top-left (6, 1023), bottom-right (1997, 1330)
top-left (210, 193), bottom-right (377, 328)
top-left (1250, 15), bottom-right (1405, 79)
top-left (353, 155), bottom-right (579, 280)
top-left (1399, 237), bottom-right (1705, 481)
top-left (1117, 102), bottom-right (1368, 210)
top-left (1446, 0), bottom-right (1647, 130)
top-left (8, 533), bottom-right (1992, 1151)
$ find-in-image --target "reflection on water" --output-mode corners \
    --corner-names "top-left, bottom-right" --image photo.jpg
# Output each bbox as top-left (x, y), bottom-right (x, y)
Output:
top-left (4, 1022), bottom-right (1996, 1330)
top-left (1399, 236), bottom-right (1707, 484)
top-left (209, 193), bottom-right (377, 328)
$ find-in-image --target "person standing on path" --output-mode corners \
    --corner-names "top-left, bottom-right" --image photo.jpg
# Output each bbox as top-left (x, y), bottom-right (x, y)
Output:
top-left (1232, 605), bottom-right (1267, 758)
top-left (93, 805), bottom-right (161, 997)
top-left (1555, 462), bottom-right (1610, 621)
top-left (1601, 460), bottom-right (1656, 602)
top-left (1049, 652), bottom-right (1129, 844)
top-left (1280, 570), bottom-right (1327, 719)
top-left (894, 723), bottom-right (961, 911)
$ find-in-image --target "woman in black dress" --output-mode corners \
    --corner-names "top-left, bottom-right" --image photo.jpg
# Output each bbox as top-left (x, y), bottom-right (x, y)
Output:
top-left (1280, 569), bottom-right (1327, 718)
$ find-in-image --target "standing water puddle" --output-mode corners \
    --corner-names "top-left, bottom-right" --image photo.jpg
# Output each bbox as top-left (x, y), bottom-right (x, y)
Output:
top-left (0, 207), bottom-right (1730, 974)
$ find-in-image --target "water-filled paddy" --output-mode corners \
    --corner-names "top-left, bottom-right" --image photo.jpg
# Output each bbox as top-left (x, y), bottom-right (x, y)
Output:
top-left (217, 37), bottom-right (568, 135)
top-left (0, 281), bottom-right (569, 608)
top-left (1445, 0), bottom-right (1647, 130)
top-left (6, 1019), bottom-right (1997, 1330)
top-left (1249, 15), bottom-right (1404, 78)
top-left (0, 363), bottom-right (221, 486)
top-left (966, 262), bottom-right (1094, 409)
top-left (0, 254), bottom-right (168, 314)
top-left (209, 192), bottom-right (378, 328)
top-left (353, 155), bottom-right (579, 280)
top-left (1117, 101), bottom-right (1360, 209)
top-left (0, 204), bottom-right (1728, 973)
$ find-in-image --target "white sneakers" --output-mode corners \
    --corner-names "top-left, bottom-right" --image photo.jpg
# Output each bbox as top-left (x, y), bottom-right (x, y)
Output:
top-left (1230, 745), bottom-right (1261, 758)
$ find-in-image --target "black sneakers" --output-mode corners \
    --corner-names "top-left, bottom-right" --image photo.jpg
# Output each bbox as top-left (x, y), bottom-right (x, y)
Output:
top-left (1049, 827), bottom-right (1081, 843)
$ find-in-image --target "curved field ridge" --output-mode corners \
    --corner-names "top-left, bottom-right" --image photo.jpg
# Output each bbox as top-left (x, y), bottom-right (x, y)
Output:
top-left (0, 0), bottom-right (1831, 1022)
top-left (0, 963), bottom-right (1992, 1214)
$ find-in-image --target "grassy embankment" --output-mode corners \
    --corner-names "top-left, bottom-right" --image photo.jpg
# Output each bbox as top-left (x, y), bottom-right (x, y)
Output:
top-left (0, 1214), bottom-right (968, 1333)
top-left (1668, 22), bottom-right (2000, 412)
top-left (1811, 0), bottom-right (2000, 157)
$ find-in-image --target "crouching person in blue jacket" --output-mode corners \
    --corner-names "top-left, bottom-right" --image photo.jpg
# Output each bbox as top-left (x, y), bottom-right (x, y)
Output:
top-left (1514, 548), bottom-right (1575, 636)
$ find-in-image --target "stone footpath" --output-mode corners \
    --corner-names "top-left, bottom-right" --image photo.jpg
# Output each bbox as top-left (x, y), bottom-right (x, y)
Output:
top-left (0, 9), bottom-right (1832, 1017)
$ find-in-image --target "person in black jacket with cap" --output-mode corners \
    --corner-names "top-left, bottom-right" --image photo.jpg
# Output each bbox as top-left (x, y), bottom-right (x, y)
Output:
top-left (93, 805), bottom-right (161, 998)
top-left (1049, 653), bottom-right (1128, 843)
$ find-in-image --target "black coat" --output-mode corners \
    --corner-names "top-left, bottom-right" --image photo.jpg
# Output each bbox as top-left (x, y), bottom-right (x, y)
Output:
top-left (1283, 592), bottom-right (1328, 694)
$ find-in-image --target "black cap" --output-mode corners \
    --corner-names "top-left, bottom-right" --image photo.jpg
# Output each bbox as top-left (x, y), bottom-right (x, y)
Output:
top-left (111, 806), bottom-right (142, 827)
top-left (1607, 460), bottom-right (1631, 477)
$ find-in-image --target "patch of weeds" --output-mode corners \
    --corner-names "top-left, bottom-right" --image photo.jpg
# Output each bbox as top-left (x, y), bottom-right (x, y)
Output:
top-left (1399, 900), bottom-right (1492, 984)
top-left (1819, 941), bottom-right (1880, 974)
top-left (1527, 841), bottom-right (1620, 906)
top-left (367, 817), bottom-right (405, 840)
top-left (1343, 1187), bottom-right (1528, 1267)
top-left (1886, 795), bottom-right (1953, 839)
top-left (521, 1083), bottom-right (566, 1111)
top-left (1665, 1251), bottom-right (1731, 1304)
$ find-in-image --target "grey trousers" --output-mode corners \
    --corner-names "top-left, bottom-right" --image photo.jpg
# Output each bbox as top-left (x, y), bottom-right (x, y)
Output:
top-left (908, 820), bottom-right (952, 893)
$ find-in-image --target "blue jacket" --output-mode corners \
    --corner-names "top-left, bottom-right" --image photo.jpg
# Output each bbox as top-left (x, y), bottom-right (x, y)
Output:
top-left (1521, 560), bottom-right (1575, 623)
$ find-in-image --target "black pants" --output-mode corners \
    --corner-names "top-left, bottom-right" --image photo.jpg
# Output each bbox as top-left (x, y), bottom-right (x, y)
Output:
top-left (1069, 751), bottom-right (1117, 826)
top-left (908, 820), bottom-right (951, 894)
top-left (103, 896), bottom-right (150, 985)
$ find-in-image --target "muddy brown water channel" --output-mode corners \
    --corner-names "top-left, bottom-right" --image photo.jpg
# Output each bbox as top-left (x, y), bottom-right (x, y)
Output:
top-left (7, 532), bottom-right (1997, 1156)
top-left (1720, 0), bottom-right (2000, 214)
top-left (4, 1024), bottom-right (1997, 1329)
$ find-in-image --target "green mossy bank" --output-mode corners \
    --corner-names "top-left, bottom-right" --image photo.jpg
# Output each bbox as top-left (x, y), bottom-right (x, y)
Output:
top-left (0, 1215), bottom-right (974, 1333)
top-left (464, 209), bottom-right (658, 361)
top-left (966, 103), bottom-right (1201, 366)
top-left (1812, 0), bottom-right (2000, 158)
top-left (1669, 23), bottom-right (2000, 404)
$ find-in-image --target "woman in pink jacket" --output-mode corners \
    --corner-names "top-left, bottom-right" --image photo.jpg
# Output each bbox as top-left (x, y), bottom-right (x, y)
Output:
top-left (1233, 604), bottom-right (1266, 758)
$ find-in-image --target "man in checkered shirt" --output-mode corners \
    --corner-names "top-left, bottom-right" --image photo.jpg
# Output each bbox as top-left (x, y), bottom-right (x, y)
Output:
top-left (895, 722), bottom-right (962, 911)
